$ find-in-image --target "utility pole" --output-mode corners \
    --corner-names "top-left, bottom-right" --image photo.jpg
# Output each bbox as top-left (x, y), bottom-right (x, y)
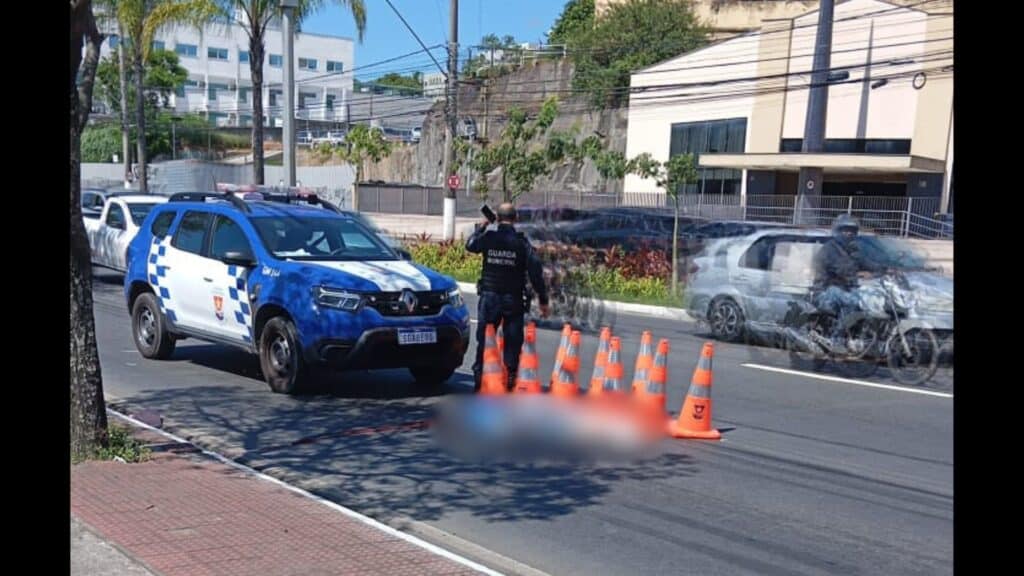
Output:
top-left (281, 0), bottom-right (298, 186)
top-left (796, 0), bottom-right (834, 225)
top-left (441, 0), bottom-right (459, 240)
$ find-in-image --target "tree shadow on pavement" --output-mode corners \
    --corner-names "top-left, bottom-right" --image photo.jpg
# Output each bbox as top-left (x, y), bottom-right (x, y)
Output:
top-left (113, 382), bottom-right (699, 525)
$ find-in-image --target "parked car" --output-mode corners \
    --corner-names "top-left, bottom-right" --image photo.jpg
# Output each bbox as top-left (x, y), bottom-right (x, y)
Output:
top-left (410, 127), bottom-right (422, 143)
top-left (84, 194), bottom-right (168, 272)
top-left (686, 228), bottom-right (953, 348)
top-left (124, 192), bottom-right (470, 394)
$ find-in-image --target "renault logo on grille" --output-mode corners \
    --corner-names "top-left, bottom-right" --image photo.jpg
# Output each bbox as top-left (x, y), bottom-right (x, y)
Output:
top-left (400, 289), bottom-right (418, 313)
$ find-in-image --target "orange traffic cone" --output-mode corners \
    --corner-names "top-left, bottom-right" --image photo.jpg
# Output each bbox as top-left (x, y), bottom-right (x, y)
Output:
top-left (588, 327), bottom-right (612, 396)
top-left (479, 324), bottom-right (508, 395)
top-left (551, 330), bottom-right (582, 398)
top-left (635, 338), bottom-right (670, 416)
top-left (514, 322), bottom-right (542, 394)
top-left (668, 342), bottom-right (721, 440)
top-left (496, 325), bottom-right (505, 371)
top-left (599, 337), bottom-right (626, 400)
top-left (630, 331), bottom-right (655, 394)
top-left (549, 323), bottom-right (573, 391)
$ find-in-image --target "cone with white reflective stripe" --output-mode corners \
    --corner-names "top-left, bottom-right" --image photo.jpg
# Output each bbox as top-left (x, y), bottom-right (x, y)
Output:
top-left (514, 322), bottom-right (542, 394)
top-left (480, 324), bottom-right (508, 395)
top-left (668, 342), bottom-right (721, 440)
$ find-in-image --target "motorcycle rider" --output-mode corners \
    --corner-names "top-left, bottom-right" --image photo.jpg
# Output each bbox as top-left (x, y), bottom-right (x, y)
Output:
top-left (813, 214), bottom-right (886, 353)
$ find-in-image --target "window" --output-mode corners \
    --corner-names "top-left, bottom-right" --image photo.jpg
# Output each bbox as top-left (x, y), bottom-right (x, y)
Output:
top-left (172, 211), bottom-right (212, 255)
top-left (152, 40), bottom-right (165, 51)
top-left (239, 50), bottom-right (250, 63)
top-left (109, 35), bottom-right (119, 49)
top-left (299, 92), bottom-right (317, 110)
top-left (176, 78), bottom-right (201, 97)
top-left (269, 54), bottom-right (283, 67)
top-left (127, 203), bottom-right (158, 226)
top-left (780, 138), bottom-right (912, 155)
top-left (210, 217), bottom-right (253, 260)
top-left (250, 217), bottom-right (395, 261)
top-left (207, 83), bottom-right (230, 100)
top-left (150, 211), bottom-right (176, 238)
top-left (298, 57), bottom-right (317, 70)
top-left (326, 94), bottom-right (335, 110)
top-left (741, 237), bottom-right (775, 270)
top-left (175, 43), bottom-right (198, 58)
top-left (208, 46), bottom-right (229, 60)
top-left (669, 118), bottom-right (747, 196)
top-left (238, 87), bottom-right (251, 103)
top-left (327, 60), bottom-right (344, 72)
top-left (269, 90), bottom-right (281, 107)
top-left (105, 205), bottom-right (127, 231)
top-left (240, 114), bottom-right (253, 127)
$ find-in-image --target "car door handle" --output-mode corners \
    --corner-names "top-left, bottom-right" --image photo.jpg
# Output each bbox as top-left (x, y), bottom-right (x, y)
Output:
top-left (203, 277), bottom-right (213, 282)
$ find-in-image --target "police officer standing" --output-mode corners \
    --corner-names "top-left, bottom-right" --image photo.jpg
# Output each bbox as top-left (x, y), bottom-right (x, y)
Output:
top-left (466, 203), bottom-right (550, 391)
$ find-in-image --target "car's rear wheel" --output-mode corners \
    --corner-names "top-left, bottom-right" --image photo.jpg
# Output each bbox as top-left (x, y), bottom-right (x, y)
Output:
top-left (259, 316), bottom-right (312, 394)
top-left (709, 297), bottom-right (745, 342)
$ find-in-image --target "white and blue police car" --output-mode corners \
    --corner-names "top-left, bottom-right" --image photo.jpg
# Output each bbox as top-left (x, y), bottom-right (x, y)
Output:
top-left (124, 192), bottom-right (470, 394)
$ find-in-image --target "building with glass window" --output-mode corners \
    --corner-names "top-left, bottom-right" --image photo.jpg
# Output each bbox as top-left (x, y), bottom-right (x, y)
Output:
top-left (622, 0), bottom-right (953, 214)
top-left (99, 15), bottom-right (354, 128)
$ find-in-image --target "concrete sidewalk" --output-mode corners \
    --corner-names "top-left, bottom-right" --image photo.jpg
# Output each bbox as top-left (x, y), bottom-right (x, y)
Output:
top-left (70, 419), bottom-right (486, 576)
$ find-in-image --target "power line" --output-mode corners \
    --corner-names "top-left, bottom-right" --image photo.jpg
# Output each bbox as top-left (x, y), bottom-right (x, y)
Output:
top-left (382, 0), bottom-right (447, 77)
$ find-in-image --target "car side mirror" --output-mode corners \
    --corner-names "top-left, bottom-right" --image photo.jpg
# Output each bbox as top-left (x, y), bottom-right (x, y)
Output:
top-left (222, 250), bottom-right (256, 267)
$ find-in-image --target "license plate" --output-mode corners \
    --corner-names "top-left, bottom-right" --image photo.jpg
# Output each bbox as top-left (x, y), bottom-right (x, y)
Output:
top-left (398, 328), bottom-right (437, 345)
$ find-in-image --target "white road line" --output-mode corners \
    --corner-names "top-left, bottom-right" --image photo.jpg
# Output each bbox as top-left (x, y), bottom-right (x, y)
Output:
top-left (741, 363), bottom-right (953, 399)
top-left (106, 409), bottom-right (504, 576)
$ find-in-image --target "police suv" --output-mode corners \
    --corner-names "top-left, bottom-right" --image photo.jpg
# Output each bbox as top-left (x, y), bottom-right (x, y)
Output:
top-left (124, 192), bottom-right (470, 394)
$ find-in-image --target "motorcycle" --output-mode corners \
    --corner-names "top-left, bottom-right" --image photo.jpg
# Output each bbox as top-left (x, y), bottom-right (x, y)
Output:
top-left (784, 271), bottom-right (940, 386)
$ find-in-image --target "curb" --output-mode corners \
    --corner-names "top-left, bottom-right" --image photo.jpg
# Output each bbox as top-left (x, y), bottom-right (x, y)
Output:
top-left (456, 282), bottom-right (697, 323)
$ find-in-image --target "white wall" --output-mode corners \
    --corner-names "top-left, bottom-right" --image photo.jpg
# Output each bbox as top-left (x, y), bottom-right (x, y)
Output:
top-left (624, 33), bottom-right (762, 193)
top-left (781, 0), bottom-right (937, 141)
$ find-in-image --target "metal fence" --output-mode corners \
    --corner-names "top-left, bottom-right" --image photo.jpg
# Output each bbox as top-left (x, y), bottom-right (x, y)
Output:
top-left (348, 185), bottom-right (954, 239)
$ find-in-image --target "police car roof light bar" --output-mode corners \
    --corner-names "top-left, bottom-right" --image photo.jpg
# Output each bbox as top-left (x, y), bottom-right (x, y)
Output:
top-left (168, 191), bottom-right (251, 214)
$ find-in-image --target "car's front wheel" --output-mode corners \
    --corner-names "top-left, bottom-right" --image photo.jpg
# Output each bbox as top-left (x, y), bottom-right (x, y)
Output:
top-left (709, 297), bottom-right (745, 342)
top-left (259, 316), bottom-right (312, 394)
top-left (132, 292), bottom-right (176, 359)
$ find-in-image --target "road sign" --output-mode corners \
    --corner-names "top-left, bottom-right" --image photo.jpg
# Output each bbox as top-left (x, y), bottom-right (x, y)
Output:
top-left (447, 174), bottom-right (461, 190)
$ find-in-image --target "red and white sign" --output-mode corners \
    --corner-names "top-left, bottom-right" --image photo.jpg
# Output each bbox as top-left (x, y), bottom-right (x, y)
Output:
top-left (447, 174), bottom-right (461, 190)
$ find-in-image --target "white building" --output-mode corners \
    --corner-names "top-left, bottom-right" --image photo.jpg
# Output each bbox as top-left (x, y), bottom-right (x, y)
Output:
top-left (623, 0), bottom-right (954, 213)
top-left (99, 15), bottom-right (354, 128)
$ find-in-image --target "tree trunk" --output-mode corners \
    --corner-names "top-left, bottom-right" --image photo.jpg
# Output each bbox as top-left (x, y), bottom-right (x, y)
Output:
top-left (672, 195), bottom-right (680, 297)
top-left (133, 48), bottom-right (148, 193)
top-left (71, 0), bottom-right (108, 461)
top-left (117, 21), bottom-right (131, 186)
top-left (249, 34), bottom-right (265, 185)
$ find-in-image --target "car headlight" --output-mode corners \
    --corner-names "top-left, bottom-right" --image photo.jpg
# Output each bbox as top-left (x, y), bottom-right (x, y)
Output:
top-left (447, 287), bottom-right (464, 309)
top-left (313, 286), bottom-right (363, 311)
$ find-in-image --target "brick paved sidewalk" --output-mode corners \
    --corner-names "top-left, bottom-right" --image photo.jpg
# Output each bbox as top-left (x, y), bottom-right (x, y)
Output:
top-left (71, 427), bottom-right (483, 576)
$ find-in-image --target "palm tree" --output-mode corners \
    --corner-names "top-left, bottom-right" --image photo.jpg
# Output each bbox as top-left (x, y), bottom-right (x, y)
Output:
top-left (103, 0), bottom-right (219, 193)
top-left (222, 1), bottom-right (366, 185)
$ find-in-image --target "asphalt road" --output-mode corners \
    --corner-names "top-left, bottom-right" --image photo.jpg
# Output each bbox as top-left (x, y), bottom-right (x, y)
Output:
top-left (91, 268), bottom-right (953, 576)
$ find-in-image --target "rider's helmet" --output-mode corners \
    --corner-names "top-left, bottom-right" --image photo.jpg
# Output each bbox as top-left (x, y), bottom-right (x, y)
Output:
top-left (832, 214), bottom-right (860, 248)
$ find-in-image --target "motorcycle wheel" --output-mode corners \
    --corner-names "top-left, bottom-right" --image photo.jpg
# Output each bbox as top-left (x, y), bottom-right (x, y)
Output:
top-left (886, 328), bottom-right (939, 386)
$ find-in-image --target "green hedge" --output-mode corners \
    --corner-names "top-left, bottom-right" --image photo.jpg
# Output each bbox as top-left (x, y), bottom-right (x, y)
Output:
top-left (408, 240), bottom-right (681, 307)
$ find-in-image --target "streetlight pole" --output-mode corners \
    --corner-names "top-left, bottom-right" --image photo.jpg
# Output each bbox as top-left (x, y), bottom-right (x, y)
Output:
top-left (281, 0), bottom-right (297, 186)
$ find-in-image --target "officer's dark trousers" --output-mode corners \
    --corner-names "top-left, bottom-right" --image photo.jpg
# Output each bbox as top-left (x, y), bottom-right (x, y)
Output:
top-left (472, 291), bottom-right (525, 390)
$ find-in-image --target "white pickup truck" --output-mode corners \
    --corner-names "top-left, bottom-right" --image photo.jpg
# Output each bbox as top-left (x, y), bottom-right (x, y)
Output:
top-left (83, 195), bottom-right (167, 272)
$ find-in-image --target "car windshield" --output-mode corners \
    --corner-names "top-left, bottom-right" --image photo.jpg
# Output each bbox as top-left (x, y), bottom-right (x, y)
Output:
top-left (251, 216), bottom-right (397, 261)
top-left (127, 203), bottom-right (159, 225)
top-left (853, 236), bottom-right (929, 270)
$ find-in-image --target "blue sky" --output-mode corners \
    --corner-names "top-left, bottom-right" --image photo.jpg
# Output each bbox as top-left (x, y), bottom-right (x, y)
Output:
top-left (302, 0), bottom-right (568, 80)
